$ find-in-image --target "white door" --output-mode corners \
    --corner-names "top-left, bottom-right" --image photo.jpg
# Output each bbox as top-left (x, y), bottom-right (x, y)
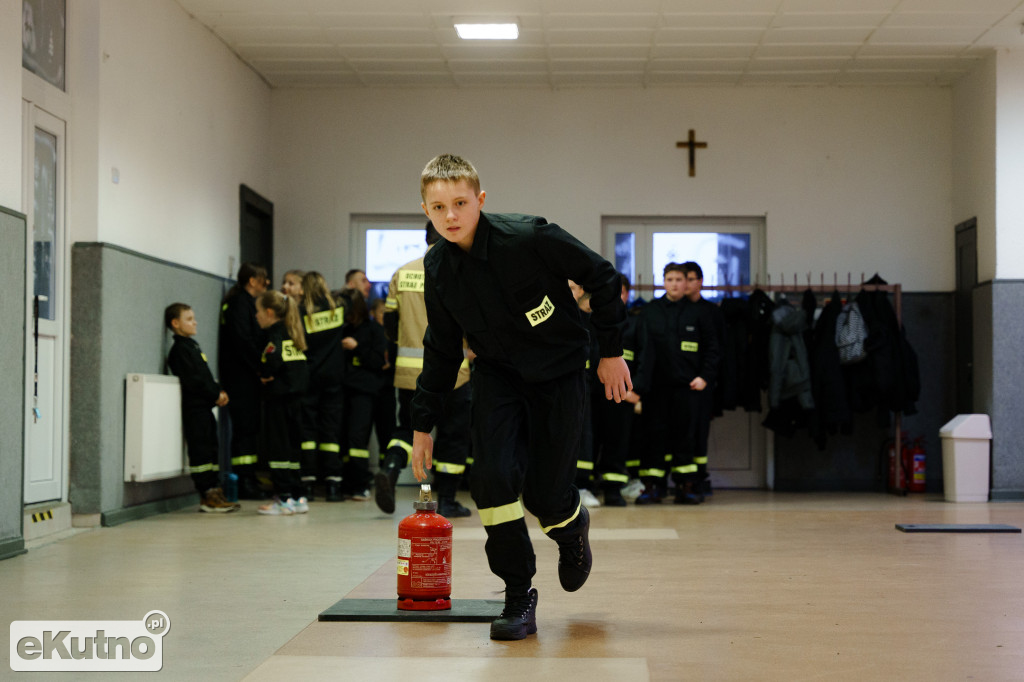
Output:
top-left (603, 216), bottom-right (768, 489)
top-left (23, 105), bottom-right (67, 504)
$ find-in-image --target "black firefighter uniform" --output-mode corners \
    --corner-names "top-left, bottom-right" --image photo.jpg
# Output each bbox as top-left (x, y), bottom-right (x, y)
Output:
top-left (411, 212), bottom-right (625, 595)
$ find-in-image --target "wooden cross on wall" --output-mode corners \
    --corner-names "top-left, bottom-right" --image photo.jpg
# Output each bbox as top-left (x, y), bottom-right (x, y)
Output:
top-left (676, 129), bottom-right (707, 177)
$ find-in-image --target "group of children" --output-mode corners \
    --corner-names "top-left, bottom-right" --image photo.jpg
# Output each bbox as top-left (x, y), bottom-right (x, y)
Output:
top-left (165, 265), bottom-right (394, 515)
top-left (570, 261), bottom-right (722, 509)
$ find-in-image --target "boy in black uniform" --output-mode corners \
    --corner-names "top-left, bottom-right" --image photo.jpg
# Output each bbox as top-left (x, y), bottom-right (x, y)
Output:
top-left (219, 263), bottom-right (268, 499)
top-left (681, 261), bottom-right (726, 497)
top-left (409, 154), bottom-right (630, 641)
top-left (165, 303), bottom-right (240, 513)
top-left (634, 262), bottom-right (720, 505)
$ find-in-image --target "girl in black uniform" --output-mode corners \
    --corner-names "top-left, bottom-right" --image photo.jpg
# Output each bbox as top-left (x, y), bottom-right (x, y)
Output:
top-left (255, 290), bottom-right (309, 515)
top-left (340, 289), bottom-right (388, 500)
top-left (298, 272), bottom-right (347, 501)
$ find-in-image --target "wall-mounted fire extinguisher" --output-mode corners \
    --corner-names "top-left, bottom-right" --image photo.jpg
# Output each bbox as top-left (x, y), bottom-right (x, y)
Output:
top-left (908, 437), bottom-right (926, 493)
top-left (397, 484), bottom-right (453, 611)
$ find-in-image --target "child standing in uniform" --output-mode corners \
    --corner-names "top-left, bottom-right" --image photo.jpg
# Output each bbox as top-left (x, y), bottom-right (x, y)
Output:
top-left (165, 303), bottom-right (240, 513)
top-left (255, 290), bottom-right (310, 515)
top-left (340, 289), bottom-right (389, 500)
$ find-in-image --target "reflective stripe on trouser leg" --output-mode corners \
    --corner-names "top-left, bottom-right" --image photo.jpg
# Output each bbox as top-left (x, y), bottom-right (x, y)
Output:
top-left (183, 408), bottom-right (220, 492)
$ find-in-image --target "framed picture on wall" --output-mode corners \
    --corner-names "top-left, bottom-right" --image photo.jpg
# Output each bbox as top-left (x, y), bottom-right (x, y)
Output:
top-left (23, 0), bottom-right (66, 91)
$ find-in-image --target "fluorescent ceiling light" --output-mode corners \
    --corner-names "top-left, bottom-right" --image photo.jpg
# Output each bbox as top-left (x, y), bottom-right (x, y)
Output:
top-left (454, 23), bottom-right (519, 40)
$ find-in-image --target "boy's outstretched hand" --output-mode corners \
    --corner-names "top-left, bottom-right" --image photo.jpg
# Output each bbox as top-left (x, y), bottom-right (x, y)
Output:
top-left (411, 430), bottom-right (434, 482)
top-left (597, 356), bottom-right (633, 403)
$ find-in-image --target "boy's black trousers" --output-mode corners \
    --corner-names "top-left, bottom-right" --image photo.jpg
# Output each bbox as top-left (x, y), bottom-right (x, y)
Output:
top-left (183, 407), bottom-right (219, 493)
top-left (470, 362), bottom-right (587, 595)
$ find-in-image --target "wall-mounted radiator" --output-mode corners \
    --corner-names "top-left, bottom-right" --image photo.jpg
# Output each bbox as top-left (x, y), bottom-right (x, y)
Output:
top-left (124, 373), bottom-right (186, 482)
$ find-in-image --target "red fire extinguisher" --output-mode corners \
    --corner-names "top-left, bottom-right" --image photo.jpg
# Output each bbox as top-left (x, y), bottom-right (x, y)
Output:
top-left (908, 437), bottom-right (926, 493)
top-left (397, 484), bottom-right (453, 611)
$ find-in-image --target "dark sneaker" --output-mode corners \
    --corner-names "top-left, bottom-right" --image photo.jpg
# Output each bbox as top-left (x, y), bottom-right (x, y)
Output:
top-left (489, 588), bottom-right (538, 641)
top-left (674, 490), bottom-right (703, 505)
top-left (634, 489), bottom-right (662, 505)
top-left (556, 506), bottom-right (592, 592)
top-left (603, 489), bottom-right (627, 507)
top-left (438, 497), bottom-right (472, 518)
top-left (373, 467), bottom-right (399, 513)
top-left (325, 481), bottom-right (345, 502)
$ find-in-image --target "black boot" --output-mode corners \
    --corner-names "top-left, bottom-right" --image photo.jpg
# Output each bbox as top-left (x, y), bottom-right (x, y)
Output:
top-left (373, 466), bottom-right (400, 514)
top-left (674, 480), bottom-right (704, 505)
top-left (554, 506), bottom-right (592, 592)
top-left (489, 588), bottom-right (538, 641)
top-left (325, 479), bottom-right (344, 502)
top-left (603, 487), bottom-right (627, 507)
top-left (438, 497), bottom-right (472, 518)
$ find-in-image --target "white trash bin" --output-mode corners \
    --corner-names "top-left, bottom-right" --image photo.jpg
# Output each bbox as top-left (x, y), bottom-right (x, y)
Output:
top-left (939, 414), bottom-right (992, 503)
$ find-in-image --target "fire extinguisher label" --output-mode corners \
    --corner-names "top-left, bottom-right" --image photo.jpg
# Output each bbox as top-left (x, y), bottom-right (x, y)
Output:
top-left (410, 536), bottom-right (452, 590)
top-left (397, 538), bottom-right (411, 558)
top-left (397, 558), bottom-right (409, 576)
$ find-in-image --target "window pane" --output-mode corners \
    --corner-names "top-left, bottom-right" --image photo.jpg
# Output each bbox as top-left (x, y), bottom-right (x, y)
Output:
top-left (651, 232), bottom-right (751, 301)
top-left (34, 128), bottom-right (57, 320)
top-left (365, 229), bottom-right (426, 298)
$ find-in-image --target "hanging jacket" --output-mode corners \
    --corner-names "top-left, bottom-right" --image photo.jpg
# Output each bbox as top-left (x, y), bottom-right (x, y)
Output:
top-left (810, 291), bottom-right (852, 442)
top-left (768, 305), bottom-right (814, 410)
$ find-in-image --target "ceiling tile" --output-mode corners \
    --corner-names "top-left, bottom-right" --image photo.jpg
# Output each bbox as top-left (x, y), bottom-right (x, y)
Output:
top-left (868, 26), bottom-right (987, 44)
top-left (650, 44), bottom-right (757, 58)
top-left (754, 43), bottom-right (861, 57)
top-left (543, 13), bottom-right (661, 30)
top-left (447, 59), bottom-right (548, 73)
top-left (655, 28), bottom-right (766, 43)
top-left (545, 29), bottom-right (656, 45)
top-left (761, 27), bottom-right (875, 43)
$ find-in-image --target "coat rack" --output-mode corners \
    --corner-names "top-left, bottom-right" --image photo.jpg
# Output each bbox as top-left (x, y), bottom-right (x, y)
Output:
top-left (630, 272), bottom-right (906, 495)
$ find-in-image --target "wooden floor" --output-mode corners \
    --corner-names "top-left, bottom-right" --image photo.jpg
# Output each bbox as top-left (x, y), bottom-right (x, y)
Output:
top-left (5, 489), bottom-right (1024, 681)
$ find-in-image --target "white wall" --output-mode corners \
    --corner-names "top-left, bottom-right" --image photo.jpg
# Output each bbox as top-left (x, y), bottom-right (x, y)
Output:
top-left (0, 0), bottom-right (22, 211)
top-left (952, 54), bottom-right (997, 283)
top-left (94, 0), bottom-right (272, 277)
top-left (271, 86), bottom-right (953, 292)
top-left (995, 49), bottom-right (1024, 280)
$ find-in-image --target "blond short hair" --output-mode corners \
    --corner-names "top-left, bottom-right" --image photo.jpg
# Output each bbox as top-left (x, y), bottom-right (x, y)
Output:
top-left (420, 154), bottom-right (480, 199)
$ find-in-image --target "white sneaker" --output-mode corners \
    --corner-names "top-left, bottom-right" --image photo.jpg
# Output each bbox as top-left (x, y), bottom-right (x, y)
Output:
top-left (621, 479), bottom-right (644, 501)
top-left (292, 497), bottom-right (309, 514)
top-left (579, 488), bottom-right (601, 508)
top-left (258, 497), bottom-right (296, 515)
top-left (350, 489), bottom-right (371, 501)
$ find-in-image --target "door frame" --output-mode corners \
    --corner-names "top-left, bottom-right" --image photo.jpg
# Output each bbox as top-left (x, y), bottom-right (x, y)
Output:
top-left (22, 102), bottom-right (70, 504)
top-left (601, 215), bottom-right (769, 489)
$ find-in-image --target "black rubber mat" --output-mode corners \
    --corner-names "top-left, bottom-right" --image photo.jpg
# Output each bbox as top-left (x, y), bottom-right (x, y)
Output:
top-left (895, 523), bottom-right (1021, 533)
top-left (318, 598), bottom-right (504, 623)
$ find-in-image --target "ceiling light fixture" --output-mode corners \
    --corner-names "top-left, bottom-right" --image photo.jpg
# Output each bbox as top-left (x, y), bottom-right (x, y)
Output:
top-left (454, 22), bottom-right (519, 40)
